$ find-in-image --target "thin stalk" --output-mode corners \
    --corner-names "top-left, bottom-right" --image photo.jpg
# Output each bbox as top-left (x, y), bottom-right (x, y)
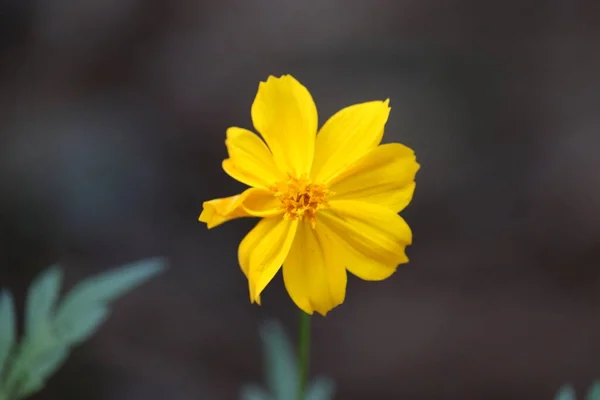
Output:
top-left (297, 311), bottom-right (311, 400)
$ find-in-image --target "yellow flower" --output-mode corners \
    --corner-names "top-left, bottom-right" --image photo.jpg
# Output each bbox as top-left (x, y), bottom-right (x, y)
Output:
top-left (199, 75), bottom-right (419, 316)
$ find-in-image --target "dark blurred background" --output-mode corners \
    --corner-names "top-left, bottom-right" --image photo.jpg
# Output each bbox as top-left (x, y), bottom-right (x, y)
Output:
top-left (1, 0), bottom-right (600, 399)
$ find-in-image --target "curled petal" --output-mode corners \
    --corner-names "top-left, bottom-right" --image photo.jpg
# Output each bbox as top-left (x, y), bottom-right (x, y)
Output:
top-left (199, 188), bottom-right (281, 229)
top-left (329, 143), bottom-right (420, 212)
top-left (282, 221), bottom-right (347, 316)
top-left (199, 194), bottom-right (248, 229)
top-left (251, 75), bottom-right (318, 177)
top-left (223, 127), bottom-right (285, 188)
top-left (312, 100), bottom-right (390, 184)
top-left (242, 189), bottom-right (283, 217)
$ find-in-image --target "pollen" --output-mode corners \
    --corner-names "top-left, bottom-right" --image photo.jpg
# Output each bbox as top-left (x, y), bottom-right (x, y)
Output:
top-left (272, 176), bottom-right (331, 228)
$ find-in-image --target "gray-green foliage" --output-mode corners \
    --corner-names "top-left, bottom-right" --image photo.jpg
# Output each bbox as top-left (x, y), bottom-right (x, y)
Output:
top-left (0, 257), bottom-right (166, 400)
top-left (240, 321), bottom-right (335, 400)
top-left (555, 381), bottom-right (600, 400)
top-left (587, 382), bottom-right (600, 400)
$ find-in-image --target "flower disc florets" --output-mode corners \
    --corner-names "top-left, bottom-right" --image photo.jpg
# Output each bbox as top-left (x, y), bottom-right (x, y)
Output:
top-left (272, 176), bottom-right (331, 228)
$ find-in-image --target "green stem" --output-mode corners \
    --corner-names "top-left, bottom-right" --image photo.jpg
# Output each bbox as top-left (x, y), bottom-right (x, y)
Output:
top-left (297, 311), bottom-right (311, 400)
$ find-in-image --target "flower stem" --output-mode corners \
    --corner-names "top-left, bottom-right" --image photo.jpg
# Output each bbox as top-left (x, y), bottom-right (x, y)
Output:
top-left (297, 311), bottom-right (311, 400)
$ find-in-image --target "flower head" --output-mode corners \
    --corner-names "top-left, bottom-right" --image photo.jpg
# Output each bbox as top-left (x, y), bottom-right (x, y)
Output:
top-left (199, 75), bottom-right (419, 316)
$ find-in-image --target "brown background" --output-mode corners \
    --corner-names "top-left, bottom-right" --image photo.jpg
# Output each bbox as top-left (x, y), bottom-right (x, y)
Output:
top-left (1, 1), bottom-right (600, 399)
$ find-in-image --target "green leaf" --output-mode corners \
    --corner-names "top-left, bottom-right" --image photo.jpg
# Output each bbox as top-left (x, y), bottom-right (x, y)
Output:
top-left (0, 290), bottom-right (16, 380)
top-left (260, 320), bottom-right (298, 400)
top-left (54, 306), bottom-right (110, 345)
top-left (2, 332), bottom-right (61, 398)
top-left (586, 381), bottom-right (600, 400)
top-left (555, 385), bottom-right (577, 400)
top-left (53, 257), bottom-right (166, 345)
top-left (15, 346), bottom-right (69, 399)
top-left (239, 385), bottom-right (274, 400)
top-left (305, 377), bottom-right (335, 400)
top-left (59, 257), bottom-right (165, 306)
top-left (25, 266), bottom-right (63, 338)
top-left (0, 258), bottom-right (166, 400)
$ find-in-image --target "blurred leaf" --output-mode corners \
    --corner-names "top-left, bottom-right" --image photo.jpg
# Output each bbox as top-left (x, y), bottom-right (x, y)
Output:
top-left (239, 385), bottom-right (274, 400)
top-left (0, 258), bottom-right (166, 400)
top-left (59, 257), bottom-right (165, 305)
top-left (53, 257), bottom-right (166, 340)
top-left (3, 267), bottom-right (64, 397)
top-left (2, 332), bottom-right (62, 397)
top-left (555, 385), bottom-right (577, 400)
top-left (15, 347), bottom-right (69, 399)
top-left (54, 306), bottom-right (110, 345)
top-left (260, 321), bottom-right (298, 400)
top-left (25, 267), bottom-right (62, 338)
top-left (305, 377), bottom-right (335, 400)
top-left (586, 381), bottom-right (600, 400)
top-left (0, 291), bottom-right (16, 380)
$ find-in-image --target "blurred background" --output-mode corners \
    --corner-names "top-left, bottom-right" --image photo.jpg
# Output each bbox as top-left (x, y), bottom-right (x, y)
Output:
top-left (1, 0), bottom-right (600, 399)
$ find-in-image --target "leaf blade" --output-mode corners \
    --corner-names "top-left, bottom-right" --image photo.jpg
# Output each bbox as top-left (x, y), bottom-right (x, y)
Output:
top-left (586, 380), bottom-right (600, 400)
top-left (0, 290), bottom-right (16, 380)
top-left (25, 266), bottom-right (63, 338)
top-left (305, 377), bottom-right (335, 400)
top-left (54, 306), bottom-right (111, 345)
top-left (239, 385), bottom-right (274, 400)
top-left (260, 320), bottom-right (298, 400)
top-left (15, 346), bottom-right (70, 399)
top-left (555, 385), bottom-right (577, 400)
top-left (54, 257), bottom-right (166, 333)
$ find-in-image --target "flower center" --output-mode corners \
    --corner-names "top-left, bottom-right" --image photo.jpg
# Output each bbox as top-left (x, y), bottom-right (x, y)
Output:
top-left (272, 177), bottom-right (331, 227)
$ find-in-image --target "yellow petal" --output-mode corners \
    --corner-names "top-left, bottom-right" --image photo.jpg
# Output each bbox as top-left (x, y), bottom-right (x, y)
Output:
top-left (320, 200), bottom-right (412, 279)
top-left (329, 143), bottom-right (420, 213)
top-left (311, 100), bottom-right (390, 184)
top-left (251, 75), bottom-right (317, 177)
top-left (242, 189), bottom-right (283, 217)
top-left (237, 217), bottom-right (272, 305)
top-left (239, 217), bottom-right (298, 304)
top-left (282, 221), bottom-right (347, 316)
top-left (222, 127), bottom-right (285, 188)
top-left (316, 217), bottom-right (397, 281)
top-left (199, 188), bottom-right (281, 229)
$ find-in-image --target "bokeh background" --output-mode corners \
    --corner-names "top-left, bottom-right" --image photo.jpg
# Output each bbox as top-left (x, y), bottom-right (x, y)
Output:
top-left (1, 1), bottom-right (600, 399)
